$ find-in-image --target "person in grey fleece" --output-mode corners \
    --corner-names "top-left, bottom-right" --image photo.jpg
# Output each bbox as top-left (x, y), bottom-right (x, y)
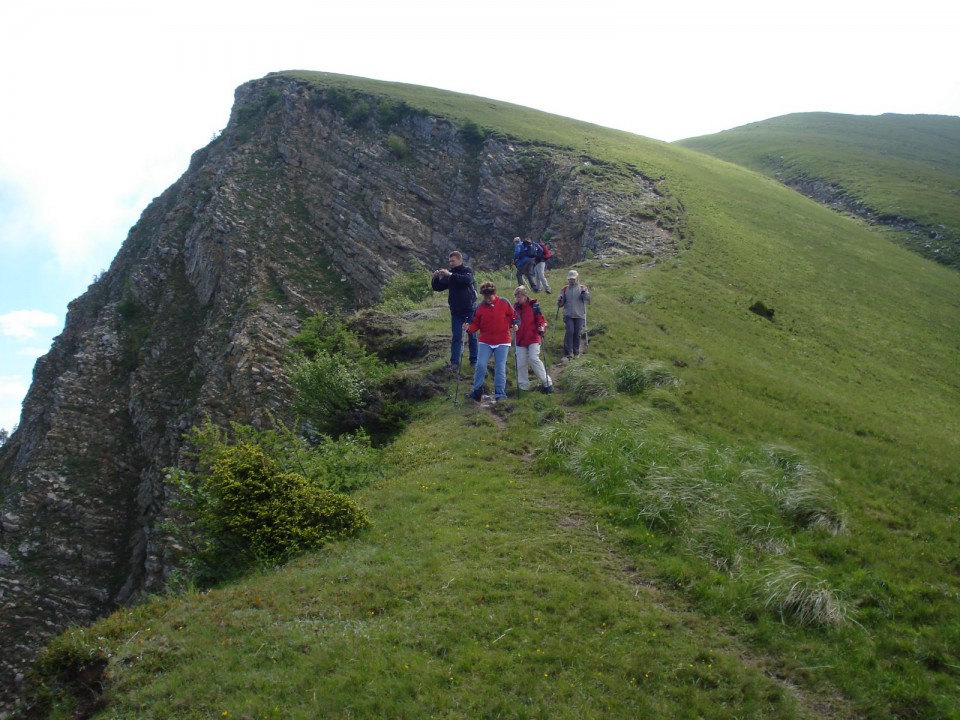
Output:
top-left (557, 269), bottom-right (590, 358)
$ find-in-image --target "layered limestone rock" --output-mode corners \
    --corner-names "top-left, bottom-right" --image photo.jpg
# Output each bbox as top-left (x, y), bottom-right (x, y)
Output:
top-left (0, 73), bottom-right (679, 708)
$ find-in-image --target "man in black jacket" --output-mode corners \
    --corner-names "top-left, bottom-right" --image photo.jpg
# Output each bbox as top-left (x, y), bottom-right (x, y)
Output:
top-left (431, 250), bottom-right (478, 369)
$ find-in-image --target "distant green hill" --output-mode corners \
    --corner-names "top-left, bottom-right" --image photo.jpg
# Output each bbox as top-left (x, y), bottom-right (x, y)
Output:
top-left (20, 74), bottom-right (960, 719)
top-left (676, 112), bottom-right (960, 268)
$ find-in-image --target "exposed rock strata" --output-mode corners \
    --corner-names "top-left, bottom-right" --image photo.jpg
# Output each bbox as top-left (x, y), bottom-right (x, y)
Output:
top-left (776, 171), bottom-right (959, 268)
top-left (0, 74), bottom-right (679, 709)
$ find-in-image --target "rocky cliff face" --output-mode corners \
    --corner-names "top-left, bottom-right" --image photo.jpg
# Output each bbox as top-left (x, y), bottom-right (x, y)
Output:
top-left (0, 73), bottom-right (678, 707)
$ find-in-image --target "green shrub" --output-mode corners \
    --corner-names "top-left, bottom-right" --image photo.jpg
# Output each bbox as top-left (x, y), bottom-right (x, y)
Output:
top-left (288, 311), bottom-right (389, 434)
top-left (290, 311), bottom-right (386, 375)
top-left (205, 443), bottom-right (369, 561)
top-left (290, 352), bottom-right (368, 433)
top-left (184, 420), bottom-right (380, 494)
top-left (164, 422), bottom-right (376, 586)
top-left (377, 99), bottom-right (412, 128)
top-left (386, 134), bottom-right (410, 160)
top-left (379, 263), bottom-right (432, 311)
top-left (347, 99), bottom-right (371, 128)
top-left (460, 120), bottom-right (486, 150)
top-left (289, 311), bottom-right (359, 360)
top-left (24, 627), bottom-right (110, 718)
top-left (168, 442), bottom-right (369, 584)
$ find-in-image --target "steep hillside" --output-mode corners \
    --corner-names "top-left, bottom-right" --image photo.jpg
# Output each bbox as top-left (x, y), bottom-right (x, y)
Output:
top-left (676, 112), bottom-right (960, 268)
top-left (0, 71), bottom-right (678, 709)
top-left (3, 72), bottom-right (960, 718)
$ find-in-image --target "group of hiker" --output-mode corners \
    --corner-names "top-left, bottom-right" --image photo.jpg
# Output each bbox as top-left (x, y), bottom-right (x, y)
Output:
top-left (513, 236), bottom-right (551, 294)
top-left (430, 241), bottom-right (591, 404)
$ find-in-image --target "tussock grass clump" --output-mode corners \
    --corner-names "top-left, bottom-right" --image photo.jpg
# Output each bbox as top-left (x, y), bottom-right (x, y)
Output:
top-left (759, 562), bottom-right (851, 627)
top-left (613, 360), bottom-right (648, 394)
top-left (764, 445), bottom-right (846, 534)
top-left (614, 360), bottom-right (680, 394)
top-left (560, 358), bottom-right (614, 403)
top-left (543, 416), bottom-right (849, 626)
top-left (641, 360), bottom-right (680, 388)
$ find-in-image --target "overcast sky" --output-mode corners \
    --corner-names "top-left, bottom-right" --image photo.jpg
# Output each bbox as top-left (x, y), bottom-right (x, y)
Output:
top-left (1, 0), bottom-right (957, 432)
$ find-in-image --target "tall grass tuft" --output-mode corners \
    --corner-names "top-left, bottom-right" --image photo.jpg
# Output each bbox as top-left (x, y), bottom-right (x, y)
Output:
top-left (613, 360), bottom-right (680, 394)
top-left (560, 358), bottom-right (614, 403)
top-left (641, 360), bottom-right (680, 388)
top-left (613, 360), bottom-right (648, 394)
top-left (763, 445), bottom-right (846, 534)
top-left (542, 417), bottom-right (850, 625)
top-left (759, 562), bottom-right (851, 627)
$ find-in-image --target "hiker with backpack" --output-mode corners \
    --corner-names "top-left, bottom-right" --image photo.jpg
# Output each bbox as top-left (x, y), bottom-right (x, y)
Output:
top-left (463, 281), bottom-right (518, 403)
top-left (513, 236), bottom-right (539, 291)
top-left (532, 237), bottom-right (552, 294)
top-left (513, 286), bottom-right (554, 394)
top-left (431, 250), bottom-right (478, 370)
top-left (557, 269), bottom-right (591, 359)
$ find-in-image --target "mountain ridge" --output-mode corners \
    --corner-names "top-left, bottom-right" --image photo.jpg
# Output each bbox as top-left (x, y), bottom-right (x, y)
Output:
top-left (0, 72), bottom-right (679, 707)
top-left (676, 111), bottom-right (960, 268)
top-left (1, 73), bottom-right (959, 717)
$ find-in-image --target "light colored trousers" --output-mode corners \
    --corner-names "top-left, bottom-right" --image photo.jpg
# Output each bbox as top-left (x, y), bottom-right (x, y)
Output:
top-left (534, 261), bottom-right (551, 292)
top-left (515, 343), bottom-right (552, 390)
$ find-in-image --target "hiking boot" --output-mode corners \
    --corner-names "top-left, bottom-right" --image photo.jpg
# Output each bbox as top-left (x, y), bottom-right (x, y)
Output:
top-left (545, 288), bottom-right (552, 294)
top-left (465, 387), bottom-right (483, 402)
top-left (540, 384), bottom-right (554, 394)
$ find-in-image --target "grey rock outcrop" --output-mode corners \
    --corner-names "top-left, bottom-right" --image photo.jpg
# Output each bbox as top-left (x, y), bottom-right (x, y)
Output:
top-left (0, 73), bottom-right (679, 710)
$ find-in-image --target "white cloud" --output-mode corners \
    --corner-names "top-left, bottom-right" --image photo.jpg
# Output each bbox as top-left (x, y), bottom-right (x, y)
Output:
top-left (17, 346), bottom-right (49, 357)
top-left (0, 375), bottom-right (26, 396)
top-left (0, 374), bottom-right (28, 431)
top-left (0, 310), bottom-right (60, 339)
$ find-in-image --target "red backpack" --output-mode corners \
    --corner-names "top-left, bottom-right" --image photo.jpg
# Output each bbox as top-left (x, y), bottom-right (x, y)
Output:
top-left (538, 241), bottom-right (553, 259)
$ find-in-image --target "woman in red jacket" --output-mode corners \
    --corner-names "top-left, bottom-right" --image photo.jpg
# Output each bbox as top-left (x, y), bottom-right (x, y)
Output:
top-left (513, 286), bottom-right (554, 393)
top-left (463, 282), bottom-right (517, 402)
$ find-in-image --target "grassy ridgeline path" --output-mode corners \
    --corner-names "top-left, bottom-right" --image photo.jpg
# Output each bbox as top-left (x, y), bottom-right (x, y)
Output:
top-left (103, 394), bottom-right (842, 719)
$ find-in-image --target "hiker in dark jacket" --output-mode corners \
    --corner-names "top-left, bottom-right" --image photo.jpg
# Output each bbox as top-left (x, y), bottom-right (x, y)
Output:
top-left (432, 250), bottom-right (478, 368)
top-left (513, 236), bottom-right (539, 291)
top-left (557, 269), bottom-right (591, 358)
top-left (513, 286), bottom-right (553, 393)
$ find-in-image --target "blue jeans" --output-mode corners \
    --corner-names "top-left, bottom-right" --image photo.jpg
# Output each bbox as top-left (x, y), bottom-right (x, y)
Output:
top-left (473, 343), bottom-right (510, 399)
top-left (450, 309), bottom-right (478, 366)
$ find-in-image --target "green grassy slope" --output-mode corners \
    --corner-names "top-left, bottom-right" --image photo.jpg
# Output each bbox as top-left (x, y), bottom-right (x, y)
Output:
top-left (675, 112), bottom-right (960, 268)
top-left (28, 74), bottom-right (960, 718)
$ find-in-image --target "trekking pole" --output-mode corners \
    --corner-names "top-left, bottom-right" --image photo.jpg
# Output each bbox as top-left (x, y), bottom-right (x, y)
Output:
top-left (512, 334), bottom-right (521, 400)
top-left (580, 294), bottom-right (589, 352)
top-left (453, 327), bottom-right (467, 404)
top-left (540, 329), bottom-right (549, 369)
